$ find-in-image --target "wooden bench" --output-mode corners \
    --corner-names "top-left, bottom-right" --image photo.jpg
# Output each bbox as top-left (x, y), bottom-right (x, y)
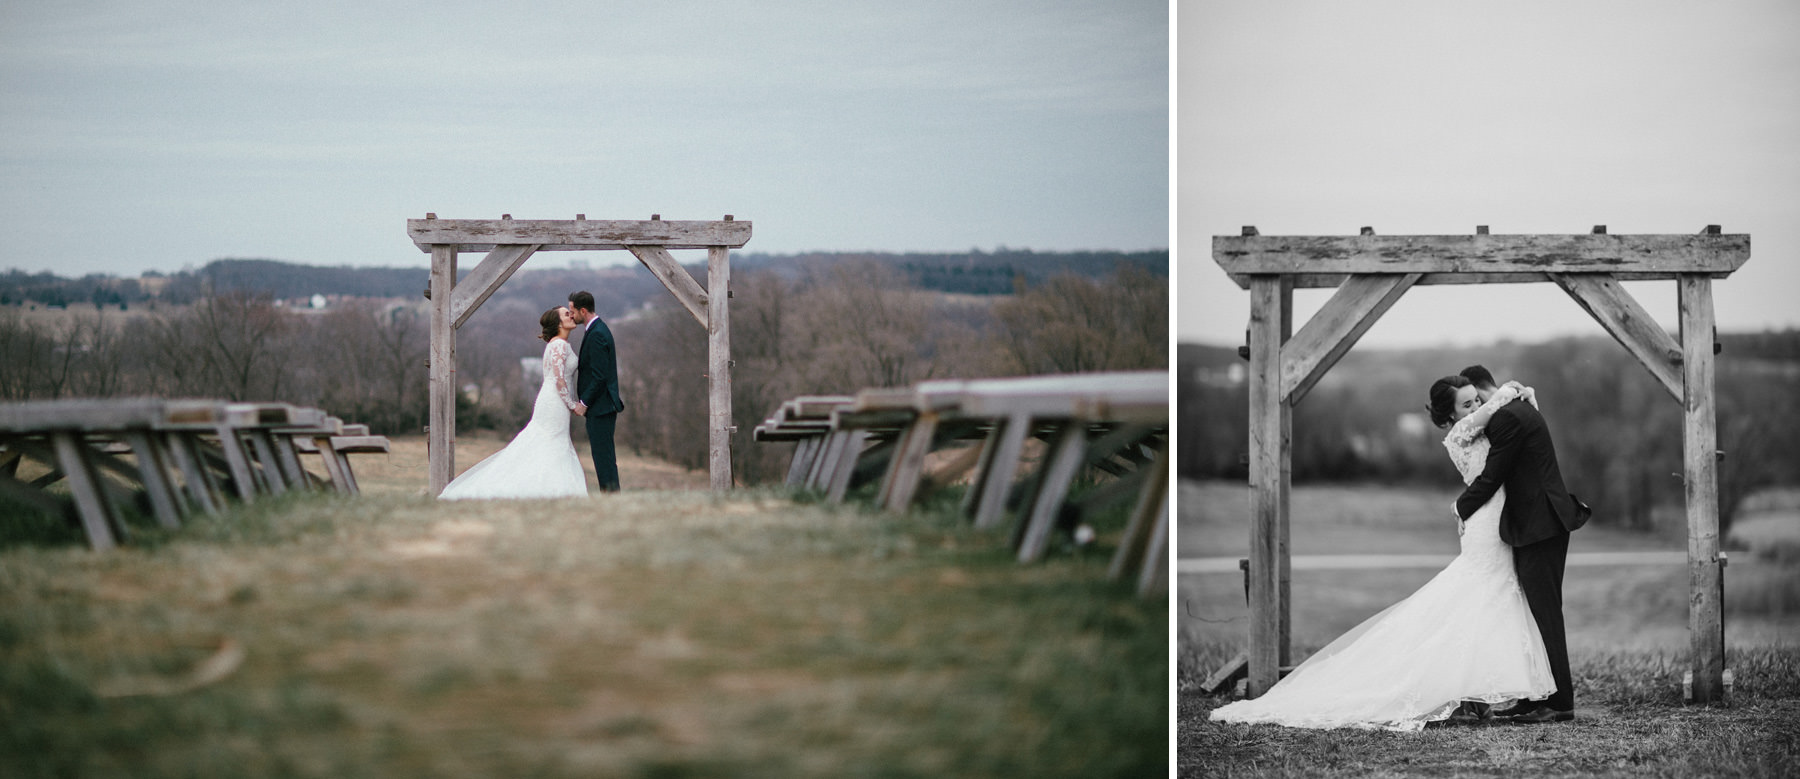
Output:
top-left (0, 398), bottom-right (389, 550)
top-left (760, 372), bottom-right (1169, 597)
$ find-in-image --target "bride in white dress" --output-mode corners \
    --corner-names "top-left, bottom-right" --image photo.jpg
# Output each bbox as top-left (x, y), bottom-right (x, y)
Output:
top-left (437, 306), bottom-right (590, 500)
top-left (1209, 378), bottom-right (1556, 731)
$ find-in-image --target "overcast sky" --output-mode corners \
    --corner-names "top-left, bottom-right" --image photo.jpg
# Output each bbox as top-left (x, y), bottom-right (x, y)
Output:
top-left (1178, 0), bottom-right (1800, 347)
top-left (0, 0), bottom-right (1168, 276)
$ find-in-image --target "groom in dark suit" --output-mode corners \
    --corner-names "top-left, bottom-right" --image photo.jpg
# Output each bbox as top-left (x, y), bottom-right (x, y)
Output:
top-left (1455, 365), bottom-right (1590, 724)
top-left (568, 291), bottom-right (623, 492)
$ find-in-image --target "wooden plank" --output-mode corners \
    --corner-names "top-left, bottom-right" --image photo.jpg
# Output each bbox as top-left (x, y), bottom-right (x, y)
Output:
top-left (807, 430), bottom-right (850, 492)
top-left (450, 244), bottom-right (540, 330)
top-left (1109, 447), bottom-right (1169, 584)
top-left (1200, 652), bottom-right (1250, 695)
top-left (825, 430), bottom-right (872, 504)
top-left (51, 432), bottom-right (118, 551)
top-left (1231, 270), bottom-right (1743, 289)
top-left (210, 425), bottom-right (259, 501)
top-left (783, 436), bottom-right (818, 487)
top-left (120, 430), bottom-right (182, 529)
top-left (1280, 273), bottom-right (1419, 405)
top-left (244, 431), bottom-right (287, 495)
top-left (1680, 274), bottom-right (1724, 703)
top-left (880, 412), bottom-right (940, 512)
top-left (163, 432), bottom-right (219, 515)
top-left (1016, 422), bottom-right (1089, 563)
top-left (628, 245), bottom-right (710, 326)
top-left (1246, 276), bottom-right (1288, 697)
top-left (312, 435), bottom-right (353, 494)
top-left (960, 421), bottom-right (1005, 518)
top-left (1278, 278), bottom-right (1294, 667)
top-left (972, 411), bottom-right (1032, 529)
top-left (1214, 233), bottom-right (1750, 280)
top-left (428, 244), bottom-right (457, 494)
top-left (1136, 488), bottom-right (1169, 599)
top-left (706, 245), bottom-right (732, 491)
top-left (408, 218), bottom-right (752, 252)
top-left (1552, 273), bottom-right (1684, 402)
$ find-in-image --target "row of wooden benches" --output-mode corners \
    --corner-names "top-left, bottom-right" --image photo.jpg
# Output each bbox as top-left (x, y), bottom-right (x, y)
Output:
top-left (754, 372), bottom-right (1169, 597)
top-left (0, 398), bottom-right (391, 551)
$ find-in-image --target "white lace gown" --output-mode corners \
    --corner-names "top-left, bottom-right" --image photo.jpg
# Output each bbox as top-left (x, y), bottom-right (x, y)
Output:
top-left (1209, 388), bottom-right (1556, 731)
top-left (437, 338), bottom-right (588, 500)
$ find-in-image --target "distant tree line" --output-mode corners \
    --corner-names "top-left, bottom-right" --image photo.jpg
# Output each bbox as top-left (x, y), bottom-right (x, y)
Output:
top-left (1, 259), bottom-right (1167, 487)
top-left (1177, 331), bottom-right (1800, 536)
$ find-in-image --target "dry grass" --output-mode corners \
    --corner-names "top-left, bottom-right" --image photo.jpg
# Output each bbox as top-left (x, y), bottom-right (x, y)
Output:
top-left (1, 481), bottom-right (1165, 778)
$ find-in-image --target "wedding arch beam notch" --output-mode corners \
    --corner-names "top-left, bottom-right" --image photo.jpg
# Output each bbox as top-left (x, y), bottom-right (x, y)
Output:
top-left (416, 214), bottom-right (751, 497)
top-left (1213, 226), bottom-right (1748, 704)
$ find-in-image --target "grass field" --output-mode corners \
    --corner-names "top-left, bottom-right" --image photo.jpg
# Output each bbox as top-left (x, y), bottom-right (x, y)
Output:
top-left (1177, 479), bottom-right (1800, 777)
top-left (0, 444), bottom-right (1166, 778)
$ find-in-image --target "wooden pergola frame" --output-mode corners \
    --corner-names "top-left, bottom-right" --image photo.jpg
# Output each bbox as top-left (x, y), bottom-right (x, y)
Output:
top-left (1213, 224), bottom-right (1750, 704)
top-left (408, 214), bottom-right (752, 494)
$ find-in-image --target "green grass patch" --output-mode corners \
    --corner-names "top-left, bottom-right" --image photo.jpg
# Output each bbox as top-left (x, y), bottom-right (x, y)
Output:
top-left (0, 488), bottom-right (1165, 778)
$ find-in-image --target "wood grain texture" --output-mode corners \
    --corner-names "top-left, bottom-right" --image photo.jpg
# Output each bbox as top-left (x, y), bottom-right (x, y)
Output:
top-left (706, 245), bottom-right (732, 491)
top-left (428, 245), bottom-right (456, 494)
top-left (1679, 274), bottom-right (1724, 703)
top-left (629, 245), bottom-right (710, 326)
top-left (1553, 273), bottom-right (1683, 401)
top-left (408, 218), bottom-right (751, 251)
top-left (1246, 276), bottom-right (1289, 697)
top-left (450, 244), bottom-right (540, 330)
top-left (1215, 233), bottom-right (1750, 288)
top-left (1280, 273), bottom-right (1419, 406)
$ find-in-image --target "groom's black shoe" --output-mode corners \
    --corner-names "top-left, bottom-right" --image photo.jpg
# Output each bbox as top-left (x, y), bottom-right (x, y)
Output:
top-left (1490, 701), bottom-right (1539, 719)
top-left (1509, 706), bottom-right (1575, 724)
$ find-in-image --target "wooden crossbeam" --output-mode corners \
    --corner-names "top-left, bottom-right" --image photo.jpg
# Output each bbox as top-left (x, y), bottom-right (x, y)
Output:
top-left (1552, 273), bottom-right (1684, 401)
top-left (451, 244), bottom-right (541, 330)
top-left (1280, 273), bottom-right (1420, 405)
top-left (1216, 233), bottom-right (1749, 288)
top-left (408, 218), bottom-right (751, 252)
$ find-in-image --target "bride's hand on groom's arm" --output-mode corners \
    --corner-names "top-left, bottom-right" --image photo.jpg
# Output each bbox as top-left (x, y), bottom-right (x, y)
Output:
top-left (574, 402), bottom-right (587, 416)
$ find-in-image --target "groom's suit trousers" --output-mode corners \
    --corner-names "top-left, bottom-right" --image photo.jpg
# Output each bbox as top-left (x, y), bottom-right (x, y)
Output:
top-left (1514, 531), bottom-right (1573, 711)
top-left (585, 412), bottom-right (619, 492)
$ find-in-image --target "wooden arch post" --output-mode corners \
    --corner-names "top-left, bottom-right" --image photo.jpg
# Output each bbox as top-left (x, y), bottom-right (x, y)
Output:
top-left (1212, 225), bottom-right (1750, 702)
top-left (409, 214), bottom-right (752, 495)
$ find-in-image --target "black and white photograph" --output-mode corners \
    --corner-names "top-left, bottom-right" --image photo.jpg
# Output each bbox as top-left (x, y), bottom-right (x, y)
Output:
top-left (1177, 1), bottom-right (1799, 775)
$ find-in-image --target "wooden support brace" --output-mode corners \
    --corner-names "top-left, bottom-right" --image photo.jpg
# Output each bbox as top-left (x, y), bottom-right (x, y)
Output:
top-left (1015, 422), bottom-right (1089, 564)
top-left (972, 411), bottom-right (1033, 529)
top-left (826, 430), bottom-right (873, 504)
top-left (1680, 273), bottom-right (1725, 703)
top-left (120, 430), bottom-right (182, 529)
top-left (1552, 273), bottom-right (1683, 401)
top-left (51, 432), bottom-right (119, 551)
top-left (628, 245), bottom-right (710, 327)
top-left (450, 244), bottom-right (541, 329)
top-left (1281, 273), bottom-right (1420, 405)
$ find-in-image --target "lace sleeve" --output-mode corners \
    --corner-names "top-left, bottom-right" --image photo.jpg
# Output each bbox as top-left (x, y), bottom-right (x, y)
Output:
top-left (547, 340), bottom-right (580, 411)
top-left (1441, 383), bottom-right (1520, 482)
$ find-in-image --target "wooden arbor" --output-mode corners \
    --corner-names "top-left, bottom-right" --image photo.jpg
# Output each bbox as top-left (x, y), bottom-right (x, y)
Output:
top-left (1213, 225), bottom-right (1750, 703)
top-left (409, 214), bottom-right (751, 494)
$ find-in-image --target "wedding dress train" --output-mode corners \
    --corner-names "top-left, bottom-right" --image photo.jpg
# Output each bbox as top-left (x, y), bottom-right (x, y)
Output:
top-left (437, 338), bottom-right (588, 500)
top-left (1209, 387), bottom-right (1556, 731)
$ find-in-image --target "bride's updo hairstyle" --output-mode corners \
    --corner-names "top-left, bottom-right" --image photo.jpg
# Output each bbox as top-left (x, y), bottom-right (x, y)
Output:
top-left (1427, 375), bottom-right (1473, 429)
top-left (538, 307), bottom-right (562, 342)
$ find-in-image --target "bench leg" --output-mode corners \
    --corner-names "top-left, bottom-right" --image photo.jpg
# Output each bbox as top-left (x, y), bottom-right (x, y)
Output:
top-left (1016, 421), bottom-right (1088, 564)
top-left (825, 430), bottom-right (871, 504)
top-left (880, 413), bottom-right (939, 513)
top-left (972, 412), bottom-right (1032, 530)
top-left (1109, 449), bottom-right (1170, 585)
top-left (163, 432), bottom-right (220, 515)
top-left (121, 430), bottom-right (183, 529)
top-left (51, 432), bottom-right (120, 551)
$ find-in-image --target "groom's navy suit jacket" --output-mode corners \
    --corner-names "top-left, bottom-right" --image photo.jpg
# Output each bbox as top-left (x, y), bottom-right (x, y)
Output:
top-left (575, 316), bottom-right (624, 417)
top-left (1455, 398), bottom-right (1584, 547)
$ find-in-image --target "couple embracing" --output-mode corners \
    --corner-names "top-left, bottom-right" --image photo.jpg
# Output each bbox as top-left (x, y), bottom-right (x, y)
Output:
top-left (437, 291), bottom-right (624, 500)
top-left (1211, 365), bottom-right (1591, 731)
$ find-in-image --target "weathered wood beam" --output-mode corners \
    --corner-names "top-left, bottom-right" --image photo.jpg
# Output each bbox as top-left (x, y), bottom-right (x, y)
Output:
top-left (1235, 270), bottom-right (1740, 289)
top-left (706, 245), bottom-right (733, 491)
top-left (1552, 273), bottom-right (1683, 402)
top-left (1280, 273), bottom-right (1420, 406)
top-left (428, 244), bottom-right (456, 494)
top-left (1680, 274), bottom-right (1724, 704)
top-left (450, 244), bottom-right (540, 330)
top-left (1246, 276), bottom-right (1290, 697)
top-left (629, 245), bottom-right (710, 327)
top-left (408, 218), bottom-right (751, 252)
top-left (1215, 233), bottom-right (1749, 288)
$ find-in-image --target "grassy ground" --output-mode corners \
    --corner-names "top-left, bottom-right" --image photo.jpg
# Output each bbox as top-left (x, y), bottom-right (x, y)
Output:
top-left (0, 457), bottom-right (1166, 777)
top-left (1177, 479), bottom-right (1800, 777)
